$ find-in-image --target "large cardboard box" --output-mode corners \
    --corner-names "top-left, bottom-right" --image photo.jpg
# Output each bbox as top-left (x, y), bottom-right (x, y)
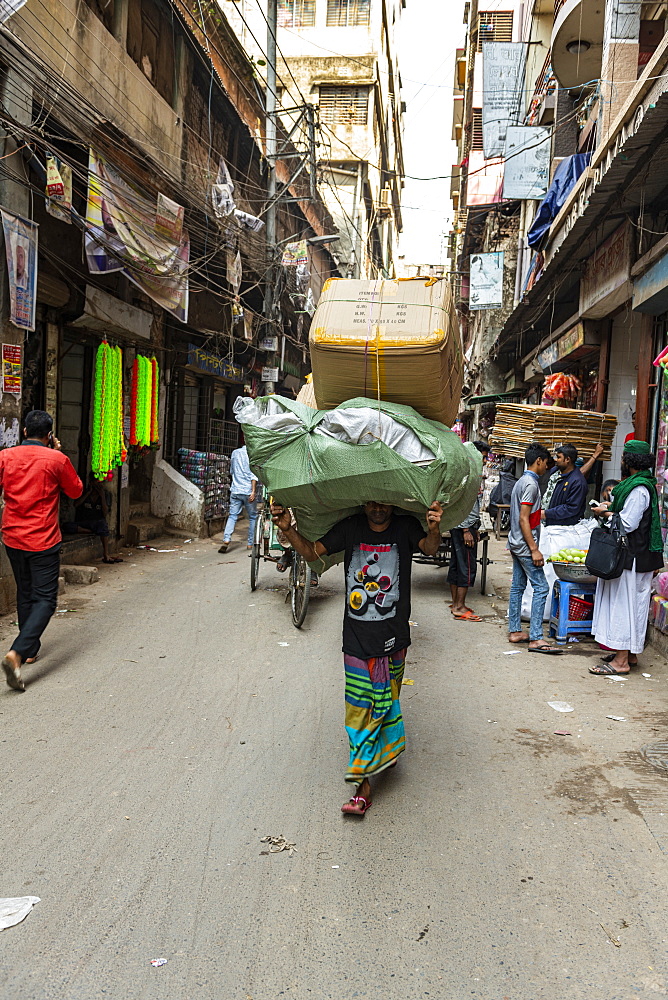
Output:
top-left (309, 278), bottom-right (463, 426)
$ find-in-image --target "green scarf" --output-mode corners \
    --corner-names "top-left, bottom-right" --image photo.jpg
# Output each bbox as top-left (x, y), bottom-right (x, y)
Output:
top-left (610, 471), bottom-right (663, 552)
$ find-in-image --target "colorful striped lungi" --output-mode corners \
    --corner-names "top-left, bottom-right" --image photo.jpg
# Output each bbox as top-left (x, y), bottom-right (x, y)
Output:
top-left (343, 648), bottom-right (406, 784)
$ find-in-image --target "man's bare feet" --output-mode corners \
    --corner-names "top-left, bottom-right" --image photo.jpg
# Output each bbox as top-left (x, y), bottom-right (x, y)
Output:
top-left (509, 631), bottom-right (530, 644)
top-left (2, 650), bottom-right (25, 691)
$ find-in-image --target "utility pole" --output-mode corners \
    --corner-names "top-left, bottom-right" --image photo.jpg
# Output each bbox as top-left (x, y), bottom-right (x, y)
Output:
top-left (263, 0), bottom-right (278, 395)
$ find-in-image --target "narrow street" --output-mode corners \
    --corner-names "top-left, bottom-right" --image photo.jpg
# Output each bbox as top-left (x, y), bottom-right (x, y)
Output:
top-left (2, 529), bottom-right (668, 999)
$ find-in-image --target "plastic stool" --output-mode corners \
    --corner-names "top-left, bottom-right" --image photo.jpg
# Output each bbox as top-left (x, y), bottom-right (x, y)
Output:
top-left (548, 579), bottom-right (597, 644)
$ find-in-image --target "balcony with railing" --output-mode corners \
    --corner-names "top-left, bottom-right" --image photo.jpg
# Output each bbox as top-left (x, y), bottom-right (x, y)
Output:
top-left (551, 0), bottom-right (604, 91)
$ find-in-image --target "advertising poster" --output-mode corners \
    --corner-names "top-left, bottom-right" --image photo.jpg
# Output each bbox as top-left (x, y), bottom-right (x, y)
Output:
top-left (2, 343), bottom-right (22, 395)
top-left (46, 155), bottom-right (73, 223)
top-left (469, 251), bottom-right (504, 310)
top-left (1, 210), bottom-right (37, 332)
top-left (503, 126), bottom-right (551, 200)
top-left (85, 151), bottom-right (189, 324)
top-left (281, 240), bottom-right (308, 266)
top-left (482, 42), bottom-right (526, 158)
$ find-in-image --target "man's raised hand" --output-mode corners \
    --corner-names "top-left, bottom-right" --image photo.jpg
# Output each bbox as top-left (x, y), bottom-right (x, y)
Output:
top-left (426, 501), bottom-right (443, 532)
top-left (270, 503), bottom-right (292, 532)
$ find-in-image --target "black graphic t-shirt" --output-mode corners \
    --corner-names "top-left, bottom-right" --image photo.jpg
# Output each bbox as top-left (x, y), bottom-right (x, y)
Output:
top-left (319, 512), bottom-right (426, 659)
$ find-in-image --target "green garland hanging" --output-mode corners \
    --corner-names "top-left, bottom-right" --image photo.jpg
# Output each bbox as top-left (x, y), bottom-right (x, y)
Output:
top-left (129, 354), bottom-right (160, 452)
top-left (91, 341), bottom-right (127, 481)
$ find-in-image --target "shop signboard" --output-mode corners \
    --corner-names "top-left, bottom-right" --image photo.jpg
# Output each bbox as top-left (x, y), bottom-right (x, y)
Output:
top-left (259, 335), bottom-right (279, 352)
top-left (557, 322), bottom-right (585, 359)
top-left (469, 251), bottom-right (504, 310)
top-left (579, 221), bottom-right (632, 318)
top-left (481, 42), bottom-right (526, 158)
top-left (537, 342), bottom-right (559, 370)
top-left (261, 367), bottom-right (279, 382)
top-left (503, 126), bottom-right (551, 200)
top-left (187, 343), bottom-right (244, 382)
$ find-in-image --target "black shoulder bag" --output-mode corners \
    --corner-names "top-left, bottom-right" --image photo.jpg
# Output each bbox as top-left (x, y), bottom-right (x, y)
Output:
top-left (585, 513), bottom-right (627, 580)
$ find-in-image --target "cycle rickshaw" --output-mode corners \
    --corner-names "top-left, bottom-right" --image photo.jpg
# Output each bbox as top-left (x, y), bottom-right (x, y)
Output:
top-left (250, 489), bottom-right (311, 628)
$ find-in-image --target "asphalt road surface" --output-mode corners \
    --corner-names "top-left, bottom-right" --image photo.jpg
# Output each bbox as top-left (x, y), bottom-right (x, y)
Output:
top-left (2, 531), bottom-right (668, 999)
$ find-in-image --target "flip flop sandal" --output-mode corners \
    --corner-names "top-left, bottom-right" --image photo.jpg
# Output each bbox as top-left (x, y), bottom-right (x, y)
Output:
top-left (509, 637), bottom-right (530, 644)
top-left (452, 609), bottom-right (482, 621)
top-left (602, 653), bottom-right (637, 665)
top-left (2, 657), bottom-right (25, 691)
top-left (341, 795), bottom-right (371, 816)
top-left (528, 645), bottom-right (563, 655)
top-left (589, 662), bottom-right (630, 675)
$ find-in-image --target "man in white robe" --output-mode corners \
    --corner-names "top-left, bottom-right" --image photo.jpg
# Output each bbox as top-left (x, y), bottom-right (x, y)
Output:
top-left (590, 441), bottom-right (664, 675)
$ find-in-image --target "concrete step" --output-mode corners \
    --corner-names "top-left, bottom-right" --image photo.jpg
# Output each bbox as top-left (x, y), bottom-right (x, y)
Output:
top-left (128, 500), bottom-right (151, 520)
top-left (126, 516), bottom-right (164, 545)
top-left (60, 565), bottom-right (99, 586)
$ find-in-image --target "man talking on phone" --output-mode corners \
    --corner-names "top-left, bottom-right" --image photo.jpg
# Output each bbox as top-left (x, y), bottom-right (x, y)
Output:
top-left (0, 410), bottom-right (82, 691)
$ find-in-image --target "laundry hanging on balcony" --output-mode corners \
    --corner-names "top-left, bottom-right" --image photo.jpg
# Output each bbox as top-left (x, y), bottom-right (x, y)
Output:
top-left (527, 153), bottom-right (591, 249)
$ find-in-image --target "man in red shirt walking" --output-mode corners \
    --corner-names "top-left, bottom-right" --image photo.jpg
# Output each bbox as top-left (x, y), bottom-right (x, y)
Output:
top-left (0, 410), bottom-right (82, 691)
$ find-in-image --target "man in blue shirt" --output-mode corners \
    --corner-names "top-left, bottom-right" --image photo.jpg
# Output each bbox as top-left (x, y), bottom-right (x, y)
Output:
top-left (219, 444), bottom-right (258, 553)
top-left (541, 443), bottom-right (589, 527)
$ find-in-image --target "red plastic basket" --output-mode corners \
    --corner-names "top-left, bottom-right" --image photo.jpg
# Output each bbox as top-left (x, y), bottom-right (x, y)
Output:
top-left (569, 595), bottom-right (594, 621)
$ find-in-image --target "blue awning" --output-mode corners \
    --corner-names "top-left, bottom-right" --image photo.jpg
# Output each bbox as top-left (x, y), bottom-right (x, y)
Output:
top-left (527, 153), bottom-right (591, 249)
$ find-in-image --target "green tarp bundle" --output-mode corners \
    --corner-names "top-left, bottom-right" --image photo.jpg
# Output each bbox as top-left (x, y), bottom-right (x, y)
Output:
top-left (235, 395), bottom-right (482, 543)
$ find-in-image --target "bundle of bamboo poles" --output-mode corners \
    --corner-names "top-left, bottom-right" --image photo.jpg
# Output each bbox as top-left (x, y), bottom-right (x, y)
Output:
top-left (490, 404), bottom-right (617, 460)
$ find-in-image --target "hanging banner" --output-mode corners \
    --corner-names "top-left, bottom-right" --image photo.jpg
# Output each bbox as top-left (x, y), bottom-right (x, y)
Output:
top-left (281, 240), bottom-right (308, 266)
top-left (227, 249), bottom-right (242, 293)
top-left (503, 126), bottom-right (551, 200)
top-left (211, 157), bottom-right (236, 219)
top-left (1, 210), bottom-right (37, 332)
top-left (482, 42), bottom-right (526, 158)
top-left (469, 252), bottom-right (504, 310)
top-left (85, 151), bottom-right (189, 323)
top-left (2, 343), bottom-right (21, 394)
top-left (155, 193), bottom-right (184, 242)
top-left (46, 155), bottom-right (72, 224)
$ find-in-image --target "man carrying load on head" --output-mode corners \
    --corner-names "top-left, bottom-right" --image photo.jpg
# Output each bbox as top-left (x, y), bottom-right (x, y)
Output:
top-left (271, 498), bottom-right (443, 817)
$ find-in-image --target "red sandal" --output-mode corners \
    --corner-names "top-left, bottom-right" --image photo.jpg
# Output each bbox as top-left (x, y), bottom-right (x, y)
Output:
top-left (341, 795), bottom-right (371, 816)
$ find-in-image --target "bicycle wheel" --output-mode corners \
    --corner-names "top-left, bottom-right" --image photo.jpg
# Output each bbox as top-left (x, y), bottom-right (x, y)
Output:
top-left (290, 551), bottom-right (311, 629)
top-left (250, 510), bottom-right (264, 591)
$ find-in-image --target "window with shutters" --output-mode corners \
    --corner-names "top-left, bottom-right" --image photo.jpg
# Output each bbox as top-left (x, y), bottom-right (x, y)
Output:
top-left (127, 0), bottom-right (175, 106)
top-left (278, 0), bottom-right (316, 27)
top-left (477, 10), bottom-right (513, 50)
top-left (319, 85), bottom-right (369, 125)
top-left (470, 109), bottom-right (483, 150)
top-left (326, 0), bottom-right (371, 27)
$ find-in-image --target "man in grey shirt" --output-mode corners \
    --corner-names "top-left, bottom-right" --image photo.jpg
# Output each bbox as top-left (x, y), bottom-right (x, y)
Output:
top-left (507, 442), bottom-right (561, 654)
top-left (449, 441), bottom-right (488, 621)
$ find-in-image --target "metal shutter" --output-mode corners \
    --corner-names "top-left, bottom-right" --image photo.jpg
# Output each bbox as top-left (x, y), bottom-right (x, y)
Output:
top-left (319, 86), bottom-right (369, 125)
top-left (326, 0), bottom-right (371, 27)
top-left (477, 10), bottom-right (514, 50)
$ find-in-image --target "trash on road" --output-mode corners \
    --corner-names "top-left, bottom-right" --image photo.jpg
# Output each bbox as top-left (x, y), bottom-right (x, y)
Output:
top-left (278, 642), bottom-right (289, 646)
top-left (55, 609), bottom-right (77, 614)
top-left (259, 835), bottom-right (296, 856)
top-left (554, 730), bottom-right (572, 736)
top-left (0, 896), bottom-right (40, 930)
top-left (548, 701), bottom-right (574, 713)
top-left (606, 715), bottom-right (626, 722)
top-left (403, 678), bottom-right (414, 685)
top-left (643, 672), bottom-right (652, 678)
top-left (503, 650), bottom-right (521, 655)
top-left (150, 958), bottom-right (168, 967)
top-left (599, 923), bottom-right (621, 947)
top-left (157, 549), bottom-right (178, 553)
top-left (409, 620), bottom-right (418, 626)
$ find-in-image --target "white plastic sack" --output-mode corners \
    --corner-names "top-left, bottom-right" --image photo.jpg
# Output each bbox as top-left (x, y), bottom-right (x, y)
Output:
top-left (234, 397), bottom-right (436, 465)
top-left (0, 896), bottom-right (40, 930)
top-left (521, 519), bottom-right (596, 622)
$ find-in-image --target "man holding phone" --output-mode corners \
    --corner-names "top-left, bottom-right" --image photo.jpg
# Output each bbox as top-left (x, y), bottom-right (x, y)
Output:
top-left (0, 409), bottom-right (82, 691)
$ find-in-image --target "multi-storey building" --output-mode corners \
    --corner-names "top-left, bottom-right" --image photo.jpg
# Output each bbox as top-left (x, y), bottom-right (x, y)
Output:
top-left (451, 0), bottom-right (668, 647)
top-left (225, 0), bottom-right (405, 277)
